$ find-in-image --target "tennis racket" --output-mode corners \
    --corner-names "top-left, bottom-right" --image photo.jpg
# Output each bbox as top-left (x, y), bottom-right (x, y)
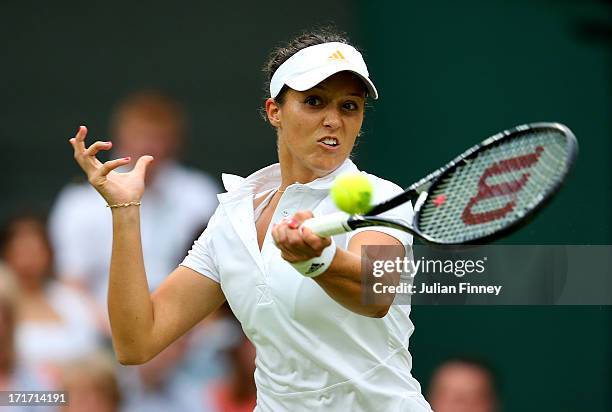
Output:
top-left (302, 122), bottom-right (578, 244)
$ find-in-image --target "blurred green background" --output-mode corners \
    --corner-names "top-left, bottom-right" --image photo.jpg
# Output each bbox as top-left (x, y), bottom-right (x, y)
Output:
top-left (2, 0), bottom-right (610, 410)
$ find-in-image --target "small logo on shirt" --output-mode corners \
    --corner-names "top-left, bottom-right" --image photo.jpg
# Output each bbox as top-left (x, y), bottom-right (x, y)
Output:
top-left (256, 284), bottom-right (272, 305)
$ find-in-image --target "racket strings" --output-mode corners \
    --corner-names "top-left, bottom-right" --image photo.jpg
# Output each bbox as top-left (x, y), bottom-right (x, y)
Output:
top-left (417, 130), bottom-right (570, 243)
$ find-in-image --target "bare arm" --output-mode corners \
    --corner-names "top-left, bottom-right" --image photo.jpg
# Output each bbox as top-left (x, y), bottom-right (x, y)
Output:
top-left (70, 126), bottom-right (225, 364)
top-left (313, 230), bottom-right (403, 317)
top-left (108, 207), bottom-right (224, 364)
top-left (272, 211), bottom-right (404, 318)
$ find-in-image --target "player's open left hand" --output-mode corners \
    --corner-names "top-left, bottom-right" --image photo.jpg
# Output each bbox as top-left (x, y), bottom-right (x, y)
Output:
top-left (69, 125), bottom-right (154, 205)
top-left (272, 210), bottom-right (332, 263)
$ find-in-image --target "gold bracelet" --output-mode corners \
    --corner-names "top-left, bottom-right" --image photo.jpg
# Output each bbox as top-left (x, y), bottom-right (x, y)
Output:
top-left (106, 201), bottom-right (142, 209)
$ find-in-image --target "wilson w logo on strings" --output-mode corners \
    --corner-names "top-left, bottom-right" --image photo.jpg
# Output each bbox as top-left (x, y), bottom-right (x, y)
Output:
top-left (462, 146), bottom-right (545, 225)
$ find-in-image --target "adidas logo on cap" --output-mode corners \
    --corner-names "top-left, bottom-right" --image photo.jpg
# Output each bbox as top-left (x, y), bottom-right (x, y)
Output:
top-left (328, 50), bottom-right (346, 61)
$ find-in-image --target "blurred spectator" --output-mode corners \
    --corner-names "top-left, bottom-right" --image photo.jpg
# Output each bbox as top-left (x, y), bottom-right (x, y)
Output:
top-left (427, 357), bottom-right (499, 412)
top-left (50, 91), bottom-right (226, 410)
top-left (0, 214), bottom-right (100, 380)
top-left (48, 90), bottom-right (220, 311)
top-left (59, 352), bottom-right (122, 412)
top-left (207, 323), bottom-right (257, 412)
top-left (119, 335), bottom-right (210, 412)
top-left (0, 265), bottom-right (19, 385)
top-left (0, 264), bottom-right (53, 411)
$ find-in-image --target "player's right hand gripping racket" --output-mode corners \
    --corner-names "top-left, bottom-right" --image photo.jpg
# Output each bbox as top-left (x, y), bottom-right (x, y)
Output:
top-left (302, 122), bottom-right (577, 244)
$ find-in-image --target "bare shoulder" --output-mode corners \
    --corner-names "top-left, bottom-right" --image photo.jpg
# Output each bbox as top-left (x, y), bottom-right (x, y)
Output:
top-left (348, 230), bottom-right (403, 252)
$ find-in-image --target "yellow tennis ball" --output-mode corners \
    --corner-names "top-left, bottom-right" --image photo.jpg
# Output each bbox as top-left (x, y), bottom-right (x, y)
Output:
top-left (331, 172), bottom-right (373, 215)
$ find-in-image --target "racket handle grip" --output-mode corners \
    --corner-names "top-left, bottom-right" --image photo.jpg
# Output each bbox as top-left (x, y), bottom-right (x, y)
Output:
top-left (302, 212), bottom-right (352, 237)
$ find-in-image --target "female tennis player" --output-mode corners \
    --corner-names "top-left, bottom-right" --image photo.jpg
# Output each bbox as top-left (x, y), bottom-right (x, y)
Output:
top-left (69, 28), bottom-right (432, 411)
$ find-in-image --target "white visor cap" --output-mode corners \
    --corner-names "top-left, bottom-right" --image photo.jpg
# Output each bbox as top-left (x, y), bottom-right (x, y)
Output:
top-left (270, 42), bottom-right (378, 100)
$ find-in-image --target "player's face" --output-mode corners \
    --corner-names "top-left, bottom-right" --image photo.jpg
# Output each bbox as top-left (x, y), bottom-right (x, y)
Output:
top-left (273, 72), bottom-right (366, 179)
